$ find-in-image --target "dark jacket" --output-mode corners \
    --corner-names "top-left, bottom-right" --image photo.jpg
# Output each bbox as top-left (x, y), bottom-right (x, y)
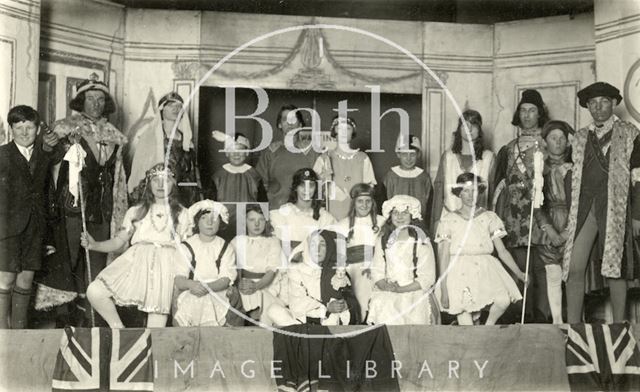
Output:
top-left (0, 140), bottom-right (58, 240)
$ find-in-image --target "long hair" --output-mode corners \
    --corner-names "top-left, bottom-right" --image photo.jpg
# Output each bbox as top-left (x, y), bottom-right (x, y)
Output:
top-left (379, 217), bottom-right (426, 252)
top-left (451, 109), bottom-right (486, 159)
top-left (287, 168), bottom-right (322, 220)
top-left (346, 186), bottom-right (379, 242)
top-left (69, 90), bottom-right (117, 116)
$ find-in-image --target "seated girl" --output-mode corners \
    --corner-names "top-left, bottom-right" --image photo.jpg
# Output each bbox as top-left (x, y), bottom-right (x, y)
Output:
top-left (267, 230), bottom-right (360, 326)
top-left (83, 164), bottom-right (190, 328)
top-left (173, 200), bottom-right (240, 327)
top-left (368, 195), bottom-right (436, 325)
top-left (231, 204), bottom-right (285, 325)
top-left (436, 173), bottom-right (525, 325)
top-left (333, 183), bottom-right (384, 320)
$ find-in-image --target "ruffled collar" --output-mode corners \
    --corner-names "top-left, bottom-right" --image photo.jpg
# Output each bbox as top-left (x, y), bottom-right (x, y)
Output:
top-left (53, 113), bottom-right (127, 145)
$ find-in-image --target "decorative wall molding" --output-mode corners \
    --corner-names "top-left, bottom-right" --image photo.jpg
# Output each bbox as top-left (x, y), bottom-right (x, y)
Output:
top-left (0, 0), bottom-right (40, 24)
top-left (40, 21), bottom-right (124, 56)
top-left (494, 45), bottom-right (595, 69)
top-left (0, 36), bottom-right (16, 111)
top-left (595, 13), bottom-right (640, 43)
top-left (40, 49), bottom-right (110, 82)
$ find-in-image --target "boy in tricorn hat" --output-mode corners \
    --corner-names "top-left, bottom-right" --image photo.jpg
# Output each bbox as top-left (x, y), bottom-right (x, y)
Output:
top-left (562, 82), bottom-right (640, 323)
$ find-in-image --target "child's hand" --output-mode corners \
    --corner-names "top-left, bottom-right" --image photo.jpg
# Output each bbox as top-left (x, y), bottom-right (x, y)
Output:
top-left (43, 131), bottom-right (59, 150)
top-left (327, 299), bottom-right (346, 314)
top-left (80, 232), bottom-right (96, 250)
top-left (361, 268), bottom-right (371, 279)
top-left (518, 271), bottom-right (529, 285)
top-left (239, 279), bottom-right (257, 295)
top-left (376, 279), bottom-right (398, 292)
top-left (189, 281), bottom-right (209, 297)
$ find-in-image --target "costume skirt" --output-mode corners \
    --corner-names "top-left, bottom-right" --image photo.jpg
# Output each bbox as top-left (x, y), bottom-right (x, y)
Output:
top-left (444, 254), bottom-right (522, 315)
top-left (174, 289), bottom-right (231, 327)
top-left (96, 243), bottom-right (177, 314)
top-left (368, 289), bottom-right (432, 325)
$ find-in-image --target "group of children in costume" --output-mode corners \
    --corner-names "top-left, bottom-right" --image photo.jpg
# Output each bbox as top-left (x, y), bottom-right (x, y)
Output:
top-left (2, 97), bottom-right (577, 329)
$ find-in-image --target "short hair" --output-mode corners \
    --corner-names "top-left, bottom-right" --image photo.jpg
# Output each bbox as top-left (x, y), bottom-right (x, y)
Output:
top-left (329, 115), bottom-right (357, 139)
top-left (192, 209), bottom-right (226, 234)
top-left (69, 90), bottom-right (117, 116)
top-left (276, 104), bottom-right (305, 130)
top-left (245, 203), bottom-right (273, 237)
top-left (7, 105), bottom-right (39, 127)
top-left (451, 172), bottom-right (487, 197)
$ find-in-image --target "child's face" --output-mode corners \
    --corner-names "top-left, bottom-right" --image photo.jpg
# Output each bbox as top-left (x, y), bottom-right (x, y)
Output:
top-left (459, 187), bottom-right (478, 208)
top-left (198, 212), bottom-right (220, 236)
top-left (391, 208), bottom-right (412, 227)
top-left (354, 195), bottom-right (373, 217)
top-left (296, 180), bottom-right (316, 201)
top-left (545, 129), bottom-right (568, 156)
top-left (460, 121), bottom-right (479, 142)
top-left (309, 235), bottom-right (327, 264)
top-left (246, 210), bottom-right (266, 236)
top-left (335, 124), bottom-right (354, 145)
top-left (10, 120), bottom-right (38, 148)
top-left (397, 151), bottom-right (417, 169)
top-left (226, 150), bottom-right (248, 166)
top-left (150, 174), bottom-right (174, 199)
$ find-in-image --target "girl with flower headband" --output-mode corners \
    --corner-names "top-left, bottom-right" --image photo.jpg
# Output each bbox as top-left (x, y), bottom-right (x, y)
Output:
top-left (383, 133), bottom-right (432, 221)
top-left (367, 195), bottom-right (436, 325)
top-left (333, 183), bottom-right (385, 319)
top-left (209, 131), bottom-right (264, 240)
top-left (81, 163), bottom-right (190, 328)
top-left (313, 116), bottom-right (376, 220)
top-left (173, 200), bottom-right (241, 327)
top-left (435, 173), bottom-right (525, 325)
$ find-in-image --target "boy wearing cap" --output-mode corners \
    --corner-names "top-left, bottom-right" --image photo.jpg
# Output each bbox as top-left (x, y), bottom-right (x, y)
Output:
top-left (563, 82), bottom-right (640, 323)
top-left (493, 89), bottom-right (550, 323)
top-left (382, 133), bottom-right (432, 221)
top-left (48, 74), bottom-right (127, 326)
top-left (0, 105), bottom-right (60, 328)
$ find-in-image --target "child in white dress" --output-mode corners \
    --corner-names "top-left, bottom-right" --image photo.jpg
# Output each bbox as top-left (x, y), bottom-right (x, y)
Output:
top-left (232, 204), bottom-right (285, 325)
top-left (368, 195), bottom-right (436, 325)
top-left (83, 164), bottom-right (190, 328)
top-left (436, 173), bottom-right (526, 325)
top-left (173, 200), bottom-right (239, 327)
top-left (333, 183), bottom-right (384, 320)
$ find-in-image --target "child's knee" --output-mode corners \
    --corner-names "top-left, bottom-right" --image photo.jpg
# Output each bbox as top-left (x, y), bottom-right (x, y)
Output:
top-left (86, 280), bottom-right (106, 301)
top-left (493, 294), bottom-right (511, 310)
top-left (15, 271), bottom-right (34, 290)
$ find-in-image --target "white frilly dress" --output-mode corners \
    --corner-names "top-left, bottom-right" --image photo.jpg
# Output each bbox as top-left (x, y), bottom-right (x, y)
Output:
top-left (435, 210), bottom-right (522, 315)
top-left (367, 234), bottom-right (436, 325)
top-left (96, 204), bottom-right (190, 314)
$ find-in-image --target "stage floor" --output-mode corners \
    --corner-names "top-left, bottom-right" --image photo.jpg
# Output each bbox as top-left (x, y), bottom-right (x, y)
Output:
top-left (1, 324), bottom-right (628, 391)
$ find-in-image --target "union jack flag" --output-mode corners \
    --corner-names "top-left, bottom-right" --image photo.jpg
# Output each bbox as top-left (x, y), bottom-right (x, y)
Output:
top-left (563, 323), bottom-right (640, 391)
top-left (51, 327), bottom-right (153, 392)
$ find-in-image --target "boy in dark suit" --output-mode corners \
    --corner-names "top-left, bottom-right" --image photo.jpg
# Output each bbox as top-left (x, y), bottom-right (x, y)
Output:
top-left (0, 105), bottom-right (59, 328)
